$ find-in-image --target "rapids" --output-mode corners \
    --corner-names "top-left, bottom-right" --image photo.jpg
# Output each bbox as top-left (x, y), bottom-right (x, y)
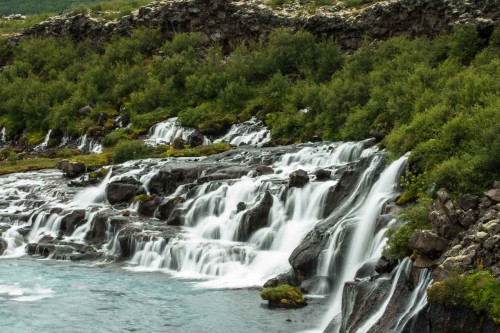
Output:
top-left (0, 134), bottom-right (429, 332)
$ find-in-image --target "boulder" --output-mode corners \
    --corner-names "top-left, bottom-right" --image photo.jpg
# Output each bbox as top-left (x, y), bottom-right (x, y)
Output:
top-left (60, 209), bottom-right (86, 235)
top-left (458, 194), bottom-right (479, 211)
top-left (289, 228), bottom-right (327, 279)
top-left (260, 284), bottom-right (307, 308)
top-left (187, 129), bottom-right (204, 147)
top-left (255, 165), bottom-right (274, 175)
top-left (236, 202), bottom-right (247, 212)
top-left (157, 196), bottom-right (185, 220)
top-left (484, 188), bottom-right (500, 203)
top-left (172, 137), bottom-right (187, 149)
top-left (314, 169), bottom-right (331, 180)
top-left (136, 195), bottom-right (161, 217)
top-left (289, 169), bottom-right (309, 188)
top-left (409, 230), bottom-right (449, 259)
top-left (322, 169), bottom-right (360, 218)
top-left (56, 160), bottom-right (86, 178)
top-left (106, 177), bottom-right (143, 204)
top-left (430, 188), bottom-right (463, 239)
top-left (263, 270), bottom-right (303, 288)
top-left (237, 190), bottom-right (273, 241)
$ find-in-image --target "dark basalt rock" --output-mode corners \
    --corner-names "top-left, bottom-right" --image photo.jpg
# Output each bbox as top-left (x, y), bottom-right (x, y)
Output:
top-left (289, 169), bottom-right (309, 188)
top-left (187, 129), bottom-right (205, 147)
top-left (375, 256), bottom-right (398, 274)
top-left (85, 209), bottom-right (118, 243)
top-left (172, 137), bottom-right (187, 149)
top-left (458, 193), bottom-right (479, 211)
top-left (403, 303), bottom-right (499, 333)
top-left (106, 176), bottom-right (143, 204)
top-left (137, 196), bottom-right (161, 217)
top-left (60, 209), bottom-right (86, 235)
top-left (236, 202), bottom-right (247, 213)
top-left (315, 169), bottom-right (331, 181)
top-left (157, 196), bottom-right (185, 220)
top-left (237, 190), bottom-right (273, 241)
top-left (289, 228), bottom-right (327, 279)
top-left (429, 188), bottom-right (463, 239)
top-left (409, 230), bottom-right (449, 259)
top-left (264, 270), bottom-right (304, 288)
top-left (117, 225), bottom-right (181, 259)
top-left (56, 160), bottom-right (86, 178)
top-left (255, 165), bottom-right (274, 175)
top-left (0, 238), bottom-right (7, 255)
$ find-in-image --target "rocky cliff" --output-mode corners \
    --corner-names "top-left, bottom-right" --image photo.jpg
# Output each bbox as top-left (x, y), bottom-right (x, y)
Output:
top-left (19, 0), bottom-right (500, 51)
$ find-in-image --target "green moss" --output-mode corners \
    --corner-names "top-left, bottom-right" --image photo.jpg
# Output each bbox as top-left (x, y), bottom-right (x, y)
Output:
top-left (427, 270), bottom-right (500, 324)
top-left (135, 194), bottom-right (153, 203)
top-left (261, 284), bottom-right (306, 307)
top-left (382, 201), bottom-right (432, 260)
top-left (162, 142), bottom-right (231, 158)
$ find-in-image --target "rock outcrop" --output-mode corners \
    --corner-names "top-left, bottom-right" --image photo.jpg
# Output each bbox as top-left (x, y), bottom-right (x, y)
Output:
top-left (18, 0), bottom-right (500, 52)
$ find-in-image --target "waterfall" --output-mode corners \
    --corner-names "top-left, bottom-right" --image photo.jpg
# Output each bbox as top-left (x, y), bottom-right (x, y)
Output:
top-left (77, 134), bottom-right (103, 154)
top-left (34, 129), bottom-right (52, 150)
top-left (1, 127), bottom-right (6, 143)
top-left (214, 117), bottom-right (270, 147)
top-left (145, 117), bottom-right (210, 146)
top-left (60, 132), bottom-right (69, 146)
top-left (317, 155), bottom-right (408, 332)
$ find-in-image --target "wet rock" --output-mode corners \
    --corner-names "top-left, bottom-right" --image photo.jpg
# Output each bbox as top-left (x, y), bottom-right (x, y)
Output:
top-left (301, 276), bottom-right (333, 293)
top-left (255, 165), bottom-right (274, 175)
top-left (409, 230), bottom-right (449, 259)
top-left (137, 195), bottom-right (161, 217)
top-left (264, 270), bottom-right (303, 288)
top-left (85, 210), bottom-right (116, 243)
top-left (0, 238), bottom-right (7, 255)
top-left (404, 303), bottom-right (499, 333)
top-left (60, 209), bottom-right (86, 235)
top-left (237, 190), bottom-right (273, 241)
top-left (166, 208), bottom-right (184, 226)
top-left (236, 202), bottom-right (247, 212)
top-left (149, 163), bottom-right (214, 196)
top-left (117, 225), bottom-right (180, 259)
top-left (375, 256), bottom-right (397, 274)
top-left (314, 169), bottom-right (331, 181)
top-left (289, 228), bottom-right (327, 279)
top-left (56, 160), bottom-right (86, 178)
top-left (322, 169), bottom-right (361, 218)
top-left (261, 285), bottom-right (307, 308)
top-left (157, 196), bottom-right (185, 220)
top-left (458, 194), bottom-right (479, 211)
top-left (187, 129), bottom-right (204, 147)
top-left (197, 165), bottom-right (251, 183)
top-left (106, 177), bottom-right (143, 204)
top-left (289, 169), bottom-right (309, 188)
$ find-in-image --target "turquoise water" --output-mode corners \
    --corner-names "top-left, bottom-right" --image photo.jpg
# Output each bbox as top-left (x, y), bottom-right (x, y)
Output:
top-left (0, 258), bottom-right (325, 333)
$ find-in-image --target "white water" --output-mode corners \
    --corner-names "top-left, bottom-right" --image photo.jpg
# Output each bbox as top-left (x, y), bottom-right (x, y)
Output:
top-left (35, 129), bottom-right (52, 150)
top-left (60, 132), bottom-right (69, 146)
top-left (125, 142), bottom-right (381, 290)
top-left (77, 134), bottom-right (103, 154)
top-left (317, 155), bottom-right (408, 332)
top-left (145, 117), bottom-right (210, 146)
top-left (1, 127), bottom-right (6, 143)
top-left (215, 117), bottom-right (271, 146)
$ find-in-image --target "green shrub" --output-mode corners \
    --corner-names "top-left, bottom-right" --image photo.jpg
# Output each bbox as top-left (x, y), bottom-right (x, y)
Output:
top-left (428, 270), bottom-right (500, 323)
top-left (101, 128), bottom-right (130, 147)
top-left (111, 140), bottom-right (151, 164)
top-left (383, 201), bottom-right (432, 260)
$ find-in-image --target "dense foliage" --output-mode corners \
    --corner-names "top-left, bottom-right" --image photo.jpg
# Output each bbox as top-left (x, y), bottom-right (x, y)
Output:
top-left (427, 270), bottom-right (500, 323)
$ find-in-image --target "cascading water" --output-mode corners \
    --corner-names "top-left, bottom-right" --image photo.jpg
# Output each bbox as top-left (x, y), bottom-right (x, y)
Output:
top-left (77, 134), bottom-right (103, 154)
top-left (1, 127), bottom-right (6, 143)
top-left (34, 129), bottom-right (52, 150)
top-left (0, 134), bottom-right (429, 332)
top-left (145, 117), bottom-right (210, 146)
top-left (215, 117), bottom-right (271, 146)
top-left (60, 132), bottom-right (69, 146)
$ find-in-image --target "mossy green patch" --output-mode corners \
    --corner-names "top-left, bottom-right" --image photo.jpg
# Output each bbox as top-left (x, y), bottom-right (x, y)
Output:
top-left (427, 270), bottom-right (500, 324)
top-left (261, 284), bottom-right (306, 308)
top-left (135, 194), bottom-right (153, 203)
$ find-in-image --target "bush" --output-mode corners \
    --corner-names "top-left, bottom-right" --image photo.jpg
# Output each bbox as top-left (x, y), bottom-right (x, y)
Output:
top-left (427, 270), bottom-right (500, 323)
top-left (111, 140), bottom-right (151, 164)
top-left (383, 201), bottom-right (432, 259)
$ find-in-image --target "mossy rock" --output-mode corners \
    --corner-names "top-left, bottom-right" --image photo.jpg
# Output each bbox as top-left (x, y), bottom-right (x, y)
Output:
top-left (135, 194), bottom-right (154, 203)
top-left (260, 284), bottom-right (307, 308)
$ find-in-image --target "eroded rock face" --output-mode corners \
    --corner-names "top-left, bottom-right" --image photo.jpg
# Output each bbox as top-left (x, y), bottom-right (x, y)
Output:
top-left (19, 0), bottom-right (500, 52)
top-left (429, 188), bottom-right (463, 239)
top-left (237, 190), bottom-right (273, 241)
top-left (409, 230), bottom-right (449, 259)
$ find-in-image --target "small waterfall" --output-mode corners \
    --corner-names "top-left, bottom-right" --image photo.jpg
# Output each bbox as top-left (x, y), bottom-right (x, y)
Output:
top-left (60, 132), bottom-right (69, 146)
top-left (71, 168), bottom-right (113, 206)
top-left (1, 127), bottom-right (6, 143)
top-left (317, 155), bottom-right (408, 332)
top-left (145, 117), bottom-right (210, 146)
top-left (34, 129), bottom-right (52, 150)
top-left (0, 225), bottom-right (26, 257)
top-left (77, 134), bottom-right (103, 154)
top-left (215, 117), bottom-right (270, 147)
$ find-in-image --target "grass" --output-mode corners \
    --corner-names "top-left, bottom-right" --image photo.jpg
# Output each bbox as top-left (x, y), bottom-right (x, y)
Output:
top-left (0, 151), bottom-right (111, 175)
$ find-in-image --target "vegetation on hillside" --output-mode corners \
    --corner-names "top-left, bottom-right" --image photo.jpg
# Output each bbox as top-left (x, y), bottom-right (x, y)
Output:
top-left (427, 270), bottom-right (500, 323)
